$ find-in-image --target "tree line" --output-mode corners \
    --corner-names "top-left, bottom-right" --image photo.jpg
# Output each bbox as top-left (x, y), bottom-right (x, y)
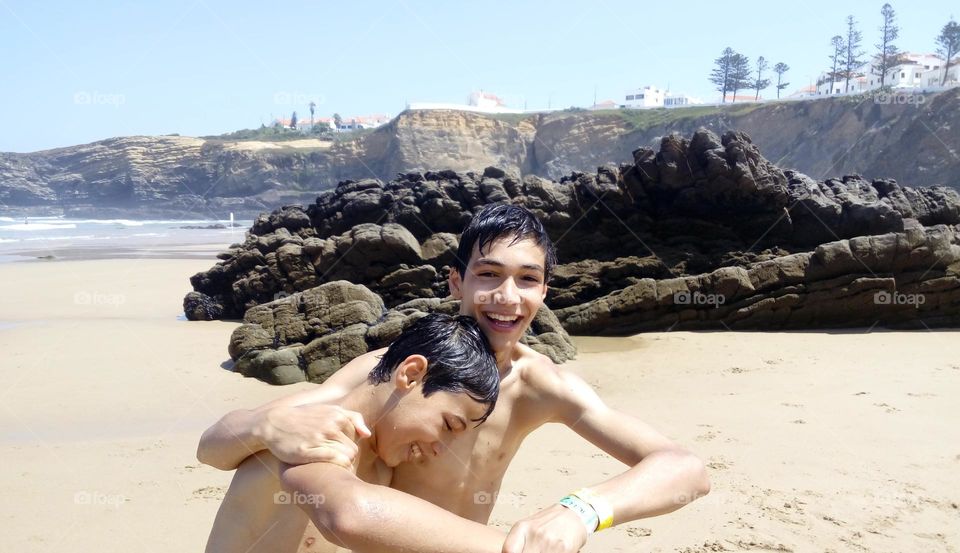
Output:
top-left (710, 49), bottom-right (789, 103)
top-left (709, 3), bottom-right (960, 102)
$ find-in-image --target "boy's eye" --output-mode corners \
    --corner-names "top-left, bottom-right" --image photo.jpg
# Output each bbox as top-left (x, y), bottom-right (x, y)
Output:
top-left (444, 420), bottom-right (453, 432)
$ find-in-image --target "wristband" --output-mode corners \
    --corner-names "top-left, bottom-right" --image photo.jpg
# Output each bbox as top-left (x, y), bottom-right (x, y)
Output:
top-left (571, 488), bottom-right (614, 531)
top-left (558, 494), bottom-right (599, 533)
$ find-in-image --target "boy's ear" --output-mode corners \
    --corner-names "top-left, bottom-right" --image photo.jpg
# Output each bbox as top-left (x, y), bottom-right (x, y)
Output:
top-left (394, 354), bottom-right (428, 391)
top-left (448, 268), bottom-right (463, 300)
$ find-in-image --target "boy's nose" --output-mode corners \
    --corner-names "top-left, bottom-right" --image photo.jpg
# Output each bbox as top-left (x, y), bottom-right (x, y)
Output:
top-left (494, 278), bottom-right (520, 305)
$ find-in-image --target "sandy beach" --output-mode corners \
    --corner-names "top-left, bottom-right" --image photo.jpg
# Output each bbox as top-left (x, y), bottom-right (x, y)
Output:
top-left (1, 254), bottom-right (958, 552)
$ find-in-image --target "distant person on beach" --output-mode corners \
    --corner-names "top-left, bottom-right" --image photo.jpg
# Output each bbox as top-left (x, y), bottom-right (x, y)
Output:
top-left (200, 204), bottom-right (711, 553)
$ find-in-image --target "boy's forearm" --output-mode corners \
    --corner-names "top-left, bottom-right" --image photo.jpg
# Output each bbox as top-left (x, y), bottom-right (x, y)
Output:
top-left (585, 448), bottom-right (710, 523)
top-left (197, 409), bottom-right (266, 471)
top-left (284, 464), bottom-right (505, 553)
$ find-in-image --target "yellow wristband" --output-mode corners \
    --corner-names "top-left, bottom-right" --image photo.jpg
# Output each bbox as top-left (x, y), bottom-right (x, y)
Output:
top-left (571, 488), bottom-right (614, 531)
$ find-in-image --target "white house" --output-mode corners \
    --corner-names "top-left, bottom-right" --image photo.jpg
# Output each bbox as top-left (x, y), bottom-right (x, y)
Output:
top-left (816, 52), bottom-right (960, 95)
top-left (624, 86), bottom-right (702, 108)
top-left (274, 114), bottom-right (390, 132)
top-left (624, 86), bottom-right (665, 108)
top-left (407, 90), bottom-right (524, 114)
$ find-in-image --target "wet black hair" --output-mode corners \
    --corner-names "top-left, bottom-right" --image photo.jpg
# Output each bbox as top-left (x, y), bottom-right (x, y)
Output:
top-left (368, 313), bottom-right (500, 424)
top-left (454, 203), bottom-right (557, 282)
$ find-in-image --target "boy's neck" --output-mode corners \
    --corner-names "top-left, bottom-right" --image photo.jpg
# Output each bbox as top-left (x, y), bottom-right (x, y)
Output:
top-left (494, 345), bottom-right (521, 373)
top-left (339, 383), bottom-right (387, 459)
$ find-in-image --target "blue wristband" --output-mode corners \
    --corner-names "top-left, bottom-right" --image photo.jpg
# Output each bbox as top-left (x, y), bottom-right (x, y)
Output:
top-left (559, 494), bottom-right (600, 533)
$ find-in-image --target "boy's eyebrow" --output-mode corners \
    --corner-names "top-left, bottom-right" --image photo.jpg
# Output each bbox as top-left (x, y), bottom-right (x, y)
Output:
top-left (473, 257), bottom-right (545, 273)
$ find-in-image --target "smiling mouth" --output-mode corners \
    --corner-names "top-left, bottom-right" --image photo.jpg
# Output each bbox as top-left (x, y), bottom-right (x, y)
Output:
top-left (483, 312), bottom-right (522, 331)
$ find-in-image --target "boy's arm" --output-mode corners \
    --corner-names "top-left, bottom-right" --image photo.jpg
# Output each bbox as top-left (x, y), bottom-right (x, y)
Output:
top-left (281, 462), bottom-right (506, 553)
top-left (503, 364), bottom-right (711, 553)
top-left (196, 350), bottom-right (382, 470)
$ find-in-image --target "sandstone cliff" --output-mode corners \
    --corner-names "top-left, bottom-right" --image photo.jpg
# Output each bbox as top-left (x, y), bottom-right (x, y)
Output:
top-left (3, 90), bottom-right (959, 216)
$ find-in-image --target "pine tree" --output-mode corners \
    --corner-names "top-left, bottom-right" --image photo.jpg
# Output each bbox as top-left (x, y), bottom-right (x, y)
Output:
top-left (829, 35), bottom-right (846, 94)
top-left (843, 15), bottom-right (866, 92)
top-left (730, 53), bottom-right (752, 102)
top-left (753, 56), bottom-right (771, 100)
top-left (874, 3), bottom-right (904, 88)
top-left (936, 20), bottom-right (960, 86)
top-left (709, 47), bottom-right (736, 103)
top-left (290, 111), bottom-right (298, 129)
top-left (773, 63), bottom-right (790, 99)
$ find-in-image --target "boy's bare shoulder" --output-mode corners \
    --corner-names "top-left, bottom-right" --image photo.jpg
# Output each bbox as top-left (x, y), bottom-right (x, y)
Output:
top-left (515, 343), bottom-right (569, 398)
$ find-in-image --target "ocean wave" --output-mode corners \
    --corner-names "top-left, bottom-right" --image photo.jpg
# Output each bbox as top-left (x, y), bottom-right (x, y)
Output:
top-left (22, 234), bottom-right (104, 241)
top-left (131, 232), bottom-right (168, 237)
top-left (0, 223), bottom-right (78, 231)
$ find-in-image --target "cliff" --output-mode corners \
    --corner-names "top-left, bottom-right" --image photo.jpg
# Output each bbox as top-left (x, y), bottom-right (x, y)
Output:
top-left (2, 89), bottom-right (959, 217)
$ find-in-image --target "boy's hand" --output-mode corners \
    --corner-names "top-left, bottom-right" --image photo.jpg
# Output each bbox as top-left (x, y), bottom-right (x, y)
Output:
top-left (502, 503), bottom-right (588, 553)
top-left (257, 403), bottom-right (371, 467)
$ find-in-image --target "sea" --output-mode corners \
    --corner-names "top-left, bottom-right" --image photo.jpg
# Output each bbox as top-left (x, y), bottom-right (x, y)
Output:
top-left (0, 215), bottom-right (252, 263)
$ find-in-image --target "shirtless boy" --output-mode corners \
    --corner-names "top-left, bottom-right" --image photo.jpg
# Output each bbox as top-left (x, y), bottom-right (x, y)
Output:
top-left (206, 312), bottom-right (501, 552)
top-left (200, 204), bottom-right (711, 553)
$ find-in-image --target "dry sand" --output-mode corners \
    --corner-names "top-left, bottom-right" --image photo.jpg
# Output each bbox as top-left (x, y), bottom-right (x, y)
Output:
top-left (0, 256), bottom-right (957, 552)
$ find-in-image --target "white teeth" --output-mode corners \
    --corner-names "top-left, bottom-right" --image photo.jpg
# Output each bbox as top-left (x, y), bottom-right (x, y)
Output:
top-left (487, 313), bottom-right (520, 322)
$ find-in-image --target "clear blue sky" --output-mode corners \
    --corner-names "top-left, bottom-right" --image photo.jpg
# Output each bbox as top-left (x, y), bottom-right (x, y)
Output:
top-left (2, 0), bottom-right (956, 152)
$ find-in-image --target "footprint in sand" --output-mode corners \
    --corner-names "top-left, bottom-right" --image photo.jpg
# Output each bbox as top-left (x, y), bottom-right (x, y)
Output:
top-left (191, 485), bottom-right (227, 500)
top-left (790, 419), bottom-right (806, 424)
top-left (707, 455), bottom-right (732, 470)
top-left (781, 402), bottom-right (804, 408)
top-left (696, 430), bottom-right (719, 442)
top-left (625, 526), bottom-right (652, 538)
top-left (872, 402), bottom-right (901, 413)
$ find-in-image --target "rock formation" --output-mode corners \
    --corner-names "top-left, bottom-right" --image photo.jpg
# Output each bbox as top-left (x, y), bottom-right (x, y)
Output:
top-left (184, 128), bottom-right (960, 384)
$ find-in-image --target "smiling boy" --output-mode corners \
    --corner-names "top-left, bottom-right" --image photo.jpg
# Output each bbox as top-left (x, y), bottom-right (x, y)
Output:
top-left (199, 204), bottom-right (710, 552)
